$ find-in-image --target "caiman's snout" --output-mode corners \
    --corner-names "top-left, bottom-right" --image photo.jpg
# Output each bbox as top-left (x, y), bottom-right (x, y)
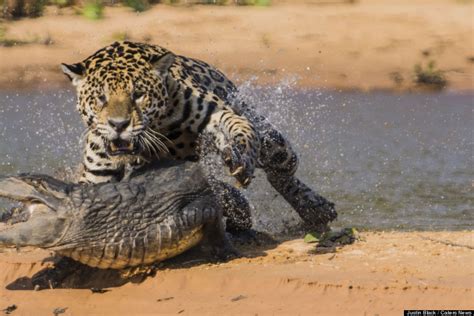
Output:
top-left (0, 176), bottom-right (68, 249)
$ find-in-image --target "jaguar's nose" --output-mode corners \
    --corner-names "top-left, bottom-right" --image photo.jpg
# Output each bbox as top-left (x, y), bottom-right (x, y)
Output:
top-left (108, 117), bottom-right (131, 132)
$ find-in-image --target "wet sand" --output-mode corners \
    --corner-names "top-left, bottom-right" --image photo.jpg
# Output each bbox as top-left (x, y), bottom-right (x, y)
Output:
top-left (0, 231), bottom-right (472, 315)
top-left (0, 0), bottom-right (473, 91)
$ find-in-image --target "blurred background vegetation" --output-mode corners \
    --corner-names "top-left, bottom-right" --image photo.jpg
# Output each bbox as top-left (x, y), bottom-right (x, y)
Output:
top-left (1, 0), bottom-right (273, 19)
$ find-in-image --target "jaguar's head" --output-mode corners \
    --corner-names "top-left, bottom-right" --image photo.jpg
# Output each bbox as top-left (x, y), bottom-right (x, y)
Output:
top-left (61, 41), bottom-right (175, 157)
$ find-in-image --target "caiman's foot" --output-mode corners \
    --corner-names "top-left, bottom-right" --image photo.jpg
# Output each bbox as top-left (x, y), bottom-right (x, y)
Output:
top-left (211, 242), bottom-right (241, 261)
top-left (119, 264), bottom-right (158, 280)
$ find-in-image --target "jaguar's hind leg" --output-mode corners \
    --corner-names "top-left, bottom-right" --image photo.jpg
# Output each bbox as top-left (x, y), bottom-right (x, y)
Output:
top-left (266, 174), bottom-right (336, 231)
top-left (258, 126), bottom-right (337, 231)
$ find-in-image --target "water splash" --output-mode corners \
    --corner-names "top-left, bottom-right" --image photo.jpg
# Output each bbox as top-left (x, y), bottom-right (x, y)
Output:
top-left (0, 86), bottom-right (472, 233)
top-left (0, 90), bottom-right (82, 177)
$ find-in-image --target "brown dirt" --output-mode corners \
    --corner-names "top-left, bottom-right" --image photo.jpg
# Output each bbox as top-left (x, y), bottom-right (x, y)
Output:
top-left (0, 231), bottom-right (473, 315)
top-left (0, 0), bottom-right (472, 91)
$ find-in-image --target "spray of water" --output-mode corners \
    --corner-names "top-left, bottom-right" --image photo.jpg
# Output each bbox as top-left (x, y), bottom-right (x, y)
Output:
top-left (0, 85), bottom-right (472, 232)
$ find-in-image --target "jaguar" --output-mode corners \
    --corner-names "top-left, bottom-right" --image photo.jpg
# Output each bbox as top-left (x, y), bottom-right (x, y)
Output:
top-left (61, 41), bottom-right (336, 230)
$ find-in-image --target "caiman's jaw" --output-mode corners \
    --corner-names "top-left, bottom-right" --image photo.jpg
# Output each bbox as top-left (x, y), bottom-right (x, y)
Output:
top-left (0, 176), bottom-right (66, 209)
top-left (0, 176), bottom-right (68, 249)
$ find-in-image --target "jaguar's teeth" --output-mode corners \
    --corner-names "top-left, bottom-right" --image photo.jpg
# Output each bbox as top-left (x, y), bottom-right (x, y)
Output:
top-left (110, 143), bottom-right (118, 151)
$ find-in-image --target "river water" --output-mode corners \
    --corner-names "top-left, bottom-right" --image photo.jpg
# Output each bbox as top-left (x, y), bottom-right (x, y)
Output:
top-left (0, 86), bottom-right (472, 232)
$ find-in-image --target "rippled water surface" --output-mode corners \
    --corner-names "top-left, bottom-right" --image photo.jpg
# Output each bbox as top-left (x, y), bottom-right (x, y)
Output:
top-left (0, 87), bottom-right (472, 232)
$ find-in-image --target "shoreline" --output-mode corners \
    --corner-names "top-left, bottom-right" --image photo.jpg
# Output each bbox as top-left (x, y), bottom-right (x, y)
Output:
top-left (1, 80), bottom-right (474, 94)
top-left (0, 231), bottom-right (472, 315)
top-left (0, 1), bottom-right (472, 92)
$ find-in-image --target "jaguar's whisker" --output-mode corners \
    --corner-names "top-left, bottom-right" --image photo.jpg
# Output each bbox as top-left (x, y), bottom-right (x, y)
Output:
top-left (138, 136), bottom-right (151, 157)
top-left (147, 128), bottom-right (173, 145)
top-left (144, 130), bottom-right (169, 154)
top-left (142, 134), bottom-right (159, 157)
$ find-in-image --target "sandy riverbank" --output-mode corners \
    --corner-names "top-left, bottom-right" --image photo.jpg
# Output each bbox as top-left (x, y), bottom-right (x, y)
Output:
top-left (0, 0), bottom-right (472, 91)
top-left (0, 231), bottom-right (472, 315)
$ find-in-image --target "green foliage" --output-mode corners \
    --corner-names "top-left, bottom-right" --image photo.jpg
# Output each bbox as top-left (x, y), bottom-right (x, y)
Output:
top-left (159, 0), bottom-right (181, 4)
top-left (2, 0), bottom-right (47, 18)
top-left (49, 0), bottom-right (74, 8)
top-left (200, 0), bottom-right (229, 4)
top-left (0, 24), bottom-right (27, 46)
top-left (236, 0), bottom-right (271, 5)
top-left (413, 60), bottom-right (447, 90)
top-left (303, 232), bottom-right (320, 243)
top-left (30, 0), bottom-right (47, 17)
top-left (125, 0), bottom-right (150, 12)
top-left (0, 24), bottom-right (53, 46)
top-left (305, 228), bottom-right (359, 248)
top-left (82, 0), bottom-right (104, 19)
top-left (159, 0), bottom-right (270, 4)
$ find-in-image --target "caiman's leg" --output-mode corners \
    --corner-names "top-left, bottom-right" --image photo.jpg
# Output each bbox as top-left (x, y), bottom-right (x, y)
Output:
top-left (185, 197), bottom-right (239, 259)
top-left (203, 108), bottom-right (259, 187)
top-left (207, 177), bottom-right (252, 232)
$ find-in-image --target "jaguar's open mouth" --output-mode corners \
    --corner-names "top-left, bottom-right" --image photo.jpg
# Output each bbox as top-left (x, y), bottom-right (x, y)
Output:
top-left (106, 139), bottom-right (138, 156)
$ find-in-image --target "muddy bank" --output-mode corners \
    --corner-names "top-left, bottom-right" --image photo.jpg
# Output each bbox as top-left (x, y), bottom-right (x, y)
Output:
top-left (0, 0), bottom-right (472, 91)
top-left (0, 231), bottom-right (472, 315)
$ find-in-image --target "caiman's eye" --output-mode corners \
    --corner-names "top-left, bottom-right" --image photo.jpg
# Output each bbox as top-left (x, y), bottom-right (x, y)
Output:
top-left (97, 95), bottom-right (107, 107)
top-left (132, 91), bottom-right (145, 103)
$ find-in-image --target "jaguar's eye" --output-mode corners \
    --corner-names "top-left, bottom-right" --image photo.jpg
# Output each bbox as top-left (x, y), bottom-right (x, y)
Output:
top-left (132, 91), bottom-right (145, 102)
top-left (97, 95), bottom-right (107, 106)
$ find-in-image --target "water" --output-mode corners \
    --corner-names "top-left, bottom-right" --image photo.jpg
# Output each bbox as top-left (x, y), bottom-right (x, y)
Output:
top-left (0, 87), bottom-right (472, 232)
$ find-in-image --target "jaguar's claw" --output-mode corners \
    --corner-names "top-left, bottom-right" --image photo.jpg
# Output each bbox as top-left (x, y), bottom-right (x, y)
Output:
top-left (230, 166), bottom-right (244, 176)
top-left (222, 147), bottom-right (233, 164)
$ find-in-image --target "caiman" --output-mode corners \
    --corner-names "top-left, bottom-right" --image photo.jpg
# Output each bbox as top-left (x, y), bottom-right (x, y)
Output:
top-left (0, 161), bottom-right (239, 269)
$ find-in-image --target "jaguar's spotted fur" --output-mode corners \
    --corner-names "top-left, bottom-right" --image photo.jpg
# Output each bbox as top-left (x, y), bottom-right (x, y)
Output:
top-left (61, 41), bottom-right (336, 229)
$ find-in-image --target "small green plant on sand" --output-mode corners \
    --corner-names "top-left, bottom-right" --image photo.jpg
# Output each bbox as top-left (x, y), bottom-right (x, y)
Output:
top-left (83, 0), bottom-right (104, 20)
top-left (413, 60), bottom-right (447, 90)
top-left (2, 0), bottom-right (47, 18)
top-left (0, 24), bottom-right (29, 46)
top-left (50, 0), bottom-right (74, 8)
top-left (200, 0), bottom-right (229, 4)
top-left (304, 227), bottom-right (359, 248)
top-left (237, 0), bottom-right (271, 5)
top-left (125, 0), bottom-right (150, 12)
top-left (159, 0), bottom-right (181, 4)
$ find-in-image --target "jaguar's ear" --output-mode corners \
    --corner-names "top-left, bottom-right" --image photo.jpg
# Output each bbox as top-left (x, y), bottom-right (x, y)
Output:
top-left (61, 62), bottom-right (85, 86)
top-left (150, 52), bottom-right (175, 77)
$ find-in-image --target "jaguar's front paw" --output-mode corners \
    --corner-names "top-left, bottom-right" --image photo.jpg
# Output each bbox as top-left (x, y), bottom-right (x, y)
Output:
top-left (222, 145), bottom-right (255, 187)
